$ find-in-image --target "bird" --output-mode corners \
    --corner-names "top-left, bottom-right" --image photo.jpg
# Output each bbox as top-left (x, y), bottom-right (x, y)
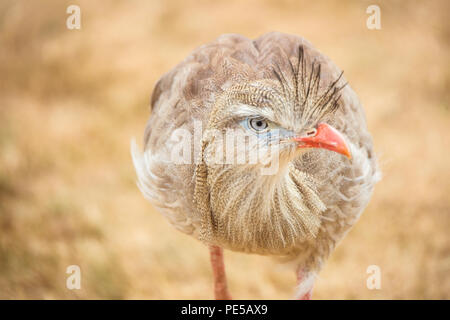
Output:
top-left (131, 32), bottom-right (379, 299)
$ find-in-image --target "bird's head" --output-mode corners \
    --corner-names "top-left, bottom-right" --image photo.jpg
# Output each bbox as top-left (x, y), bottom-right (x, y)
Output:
top-left (194, 45), bottom-right (353, 255)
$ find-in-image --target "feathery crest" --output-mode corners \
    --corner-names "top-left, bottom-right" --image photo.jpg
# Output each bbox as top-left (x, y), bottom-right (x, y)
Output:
top-left (272, 45), bottom-right (348, 127)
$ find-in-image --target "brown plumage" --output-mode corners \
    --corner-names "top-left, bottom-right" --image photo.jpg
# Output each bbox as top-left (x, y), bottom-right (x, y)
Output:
top-left (132, 32), bottom-right (379, 299)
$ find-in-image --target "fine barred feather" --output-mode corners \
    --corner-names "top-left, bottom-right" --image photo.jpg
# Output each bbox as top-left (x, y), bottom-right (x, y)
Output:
top-left (132, 32), bottom-right (379, 277)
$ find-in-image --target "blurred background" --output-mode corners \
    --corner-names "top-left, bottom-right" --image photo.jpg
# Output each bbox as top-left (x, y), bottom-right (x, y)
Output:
top-left (0, 0), bottom-right (449, 299)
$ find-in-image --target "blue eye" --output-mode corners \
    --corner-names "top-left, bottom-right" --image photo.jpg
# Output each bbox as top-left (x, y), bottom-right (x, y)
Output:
top-left (247, 117), bottom-right (269, 133)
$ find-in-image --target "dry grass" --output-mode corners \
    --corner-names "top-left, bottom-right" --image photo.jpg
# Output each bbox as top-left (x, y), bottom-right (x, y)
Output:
top-left (0, 0), bottom-right (449, 299)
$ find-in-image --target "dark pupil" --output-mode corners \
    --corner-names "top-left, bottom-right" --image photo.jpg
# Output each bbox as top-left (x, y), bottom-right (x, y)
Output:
top-left (251, 118), bottom-right (266, 130)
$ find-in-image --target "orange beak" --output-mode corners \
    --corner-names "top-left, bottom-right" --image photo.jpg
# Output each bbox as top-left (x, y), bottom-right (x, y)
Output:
top-left (293, 123), bottom-right (352, 159)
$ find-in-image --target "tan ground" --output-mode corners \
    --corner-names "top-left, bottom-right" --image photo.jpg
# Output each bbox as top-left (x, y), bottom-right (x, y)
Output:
top-left (0, 0), bottom-right (449, 299)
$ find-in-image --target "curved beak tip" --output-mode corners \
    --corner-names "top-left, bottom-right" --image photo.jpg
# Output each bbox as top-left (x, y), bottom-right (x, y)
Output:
top-left (295, 123), bottom-right (352, 159)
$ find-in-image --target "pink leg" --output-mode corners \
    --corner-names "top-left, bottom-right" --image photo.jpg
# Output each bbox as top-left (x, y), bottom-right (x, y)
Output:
top-left (296, 268), bottom-right (313, 300)
top-left (209, 245), bottom-right (232, 300)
